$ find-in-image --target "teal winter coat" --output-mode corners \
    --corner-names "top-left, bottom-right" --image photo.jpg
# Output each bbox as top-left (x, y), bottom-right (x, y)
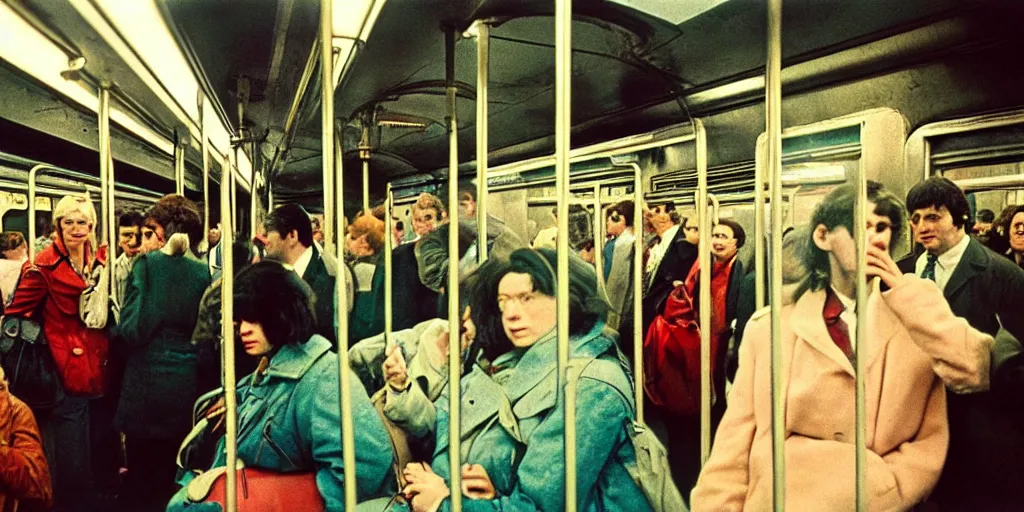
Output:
top-left (168, 335), bottom-right (395, 511)
top-left (411, 322), bottom-right (653, 512)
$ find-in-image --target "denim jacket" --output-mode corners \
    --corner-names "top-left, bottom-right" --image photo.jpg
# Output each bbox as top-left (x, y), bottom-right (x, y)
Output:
top-left (167, 335), bottom-right (394, 511)
top-left (409, 322), bottom-right (652, 512)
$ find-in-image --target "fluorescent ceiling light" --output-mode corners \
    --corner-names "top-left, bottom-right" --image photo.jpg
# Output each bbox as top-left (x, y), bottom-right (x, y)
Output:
top-left (780, 163), bottom-right (847, 185)
top-left (610, 0), bottom-right (729, 25)
top-left (93, 0), bottom-right (199, 121)
top-left (0, 2), bottom-right (96, 111)
top-left (0, 2), bottom-right (174, 155)
top-left (331, 0), bottom-right (386, 89)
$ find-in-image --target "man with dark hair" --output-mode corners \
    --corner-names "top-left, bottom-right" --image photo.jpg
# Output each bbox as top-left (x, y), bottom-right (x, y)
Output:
top-left (458, 185), bottom-right (476, 219)
top-left (974, 208), bottom-right (995, 235)
top-left (113, 211), bottom-right (144, 313)
top-left (898, 176), bottom-right (1024, 509)
top-left (263, 203), bottom-right (337, 345)
top-left (641, 200), bottom-right (697, 336)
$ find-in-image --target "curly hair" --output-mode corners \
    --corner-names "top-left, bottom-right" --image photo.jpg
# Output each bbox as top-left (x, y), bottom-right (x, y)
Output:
top-left (413, 193), bottom-right (446, 217)
top-left (146, 194), bottom-right (203, 252)
top-left (348, 212), bottom-right (385, 254)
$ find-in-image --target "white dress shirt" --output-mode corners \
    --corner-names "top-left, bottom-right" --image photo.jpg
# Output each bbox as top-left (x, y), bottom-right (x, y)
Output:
top-left (831, 286), bottom-right (858, 351)
top-left (293, 245), bottom-right (314, 279)
top-left (915, 233), bottom-right (971, 291)
top-left (645, 224), bottom-right (680, 277)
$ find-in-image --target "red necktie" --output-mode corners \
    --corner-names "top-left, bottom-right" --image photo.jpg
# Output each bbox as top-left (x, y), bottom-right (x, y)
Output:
top-left (823, 288), bottom-right (854, 361)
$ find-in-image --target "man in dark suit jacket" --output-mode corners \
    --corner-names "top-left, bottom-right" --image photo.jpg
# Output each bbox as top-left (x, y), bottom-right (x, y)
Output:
top-left (263, 204), bottom-right (337, 347)
top-left (898, 177), bottom-right (1024, 509)
top-left (391, 237), bottom-right (440, 330)
top-left (641, 202), bottom-right (698, 337)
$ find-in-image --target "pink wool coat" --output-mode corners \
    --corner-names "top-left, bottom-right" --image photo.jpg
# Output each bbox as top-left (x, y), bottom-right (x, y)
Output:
top-left (691, 275), bottom-right (993, 511)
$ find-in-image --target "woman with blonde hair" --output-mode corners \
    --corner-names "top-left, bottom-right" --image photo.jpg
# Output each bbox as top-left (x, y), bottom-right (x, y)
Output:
top-left (6, 194), bottom-right (110, 511)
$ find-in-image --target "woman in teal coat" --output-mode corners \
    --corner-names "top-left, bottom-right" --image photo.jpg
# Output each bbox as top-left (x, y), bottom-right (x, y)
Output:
top-left (386, 249), bottom-right (652, 512)
top-left (168, 262), bottom-right (395, 511)
top-left (116, 195), bottom-right (212, 510)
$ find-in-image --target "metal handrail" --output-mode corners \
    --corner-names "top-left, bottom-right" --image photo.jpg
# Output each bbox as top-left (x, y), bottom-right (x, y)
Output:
top-left (444, 25), bottom-right (464, 512)
top-left (766, 0), bottom-right (786, 509)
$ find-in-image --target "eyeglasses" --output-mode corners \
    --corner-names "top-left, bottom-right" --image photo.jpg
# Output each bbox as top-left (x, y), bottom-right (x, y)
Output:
top-left (497, 291), bottom-right (539, 313)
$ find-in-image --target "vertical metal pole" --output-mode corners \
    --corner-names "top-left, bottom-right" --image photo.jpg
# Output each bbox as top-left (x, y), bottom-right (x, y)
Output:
top-left (767, 0), bottom-right (786, 508)
top-left (322, 0), bottom-right (358, 508)
top-left (200, 94), bottom-right (210, 255)
top-left (28, 166), bottom-right (42, 263)
top-left (98, 87), bottom-right (112, 299)
top-left (230, 150), bottom-right (239, 231)
top-left (854, 126), bottom-right (869, 512)
top-left (754, 147), bottom-right (766, 309)
top-left (250, 141), bottom-right (259, 241)
top-left (384, 183), bottom-right (394, 349)
top-left (362, 156), bottom-right (370, 212)
top-left (630, 162), bottom-right (645, 423)
top-left (555, 0), bottom-right (576, 510)
top-left (321, 52), bottom-right (335, 257)
top-left (695, 119), bottom-right (712, 467)
top-left (330, 131), bottom-right (344, 255)
top-left (175, 136), bottom-right (185, 196)
top-left (444, 26), bottom-right (464, 512)
top-left (475, 22), bottom-right (489, 262)
top-left (333, 77), bottom-right (356, 512)
top-left (220, 153), bottom-right (238, 512)
top-left (593, 184), bottom-right (605, 292)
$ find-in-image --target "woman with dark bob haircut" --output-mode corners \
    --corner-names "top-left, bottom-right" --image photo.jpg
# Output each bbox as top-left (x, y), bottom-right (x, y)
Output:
top-left (168, 262), bottom-right (395, 510)
top-left (392, 248), bottom-right (652, 512)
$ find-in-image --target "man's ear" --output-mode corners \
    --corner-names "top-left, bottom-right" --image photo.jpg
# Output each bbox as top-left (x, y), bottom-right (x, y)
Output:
top-left (286, 229), bottom-right (300, 243)
top-left (812, 224), bottom-right (831, 252)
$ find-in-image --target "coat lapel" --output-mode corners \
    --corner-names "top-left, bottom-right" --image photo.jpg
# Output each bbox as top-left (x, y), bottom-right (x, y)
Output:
top-left (790, 290), bottom-right (855, 375)
top-left (789, 283), bottom-right (895, 379)
top-left (943, 238), bottom-right (987, 301)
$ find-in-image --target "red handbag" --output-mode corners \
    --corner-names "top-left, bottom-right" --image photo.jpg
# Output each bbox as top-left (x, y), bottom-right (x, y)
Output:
top-left (643, 262), bottom-right (721, 417)
top-left (186, 462), bottom-right (324, 511)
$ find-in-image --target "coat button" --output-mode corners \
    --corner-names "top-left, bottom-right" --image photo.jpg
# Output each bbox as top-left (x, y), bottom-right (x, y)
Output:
top-left (72, 347), bottom-right (84, 356)
top-left (833, 432), bottom-right (845, 442)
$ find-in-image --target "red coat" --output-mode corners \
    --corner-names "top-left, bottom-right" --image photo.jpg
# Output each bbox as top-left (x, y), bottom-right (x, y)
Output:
top-left (5, 237), bottom-right (109, 397)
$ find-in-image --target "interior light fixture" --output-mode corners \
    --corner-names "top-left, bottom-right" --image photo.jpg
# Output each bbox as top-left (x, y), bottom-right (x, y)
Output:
top-left (91, 0), bottom-right (200, 121)
top-left (0, 1), bottom-right (174, 155)
top-left (78, 0), bottom-right (239, 158)
top-left (331, 0), bottom-right (387, 89)
top-left (378, 119), bottom-right (428, 128)
top-left (609, 0), bottom-right (729, 25)
top-left (780, 163), bottom-right (848, 185)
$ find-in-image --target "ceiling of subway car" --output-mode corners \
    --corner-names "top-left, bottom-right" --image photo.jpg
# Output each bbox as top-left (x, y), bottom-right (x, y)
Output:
top-left (161, 0), bottom-right (966, 204)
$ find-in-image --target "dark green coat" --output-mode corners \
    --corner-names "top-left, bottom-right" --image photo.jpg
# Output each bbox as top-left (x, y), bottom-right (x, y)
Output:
top-left (302, 245), bottom-right (337, 348)
top-left (115, 251), bottom-right (211, 439)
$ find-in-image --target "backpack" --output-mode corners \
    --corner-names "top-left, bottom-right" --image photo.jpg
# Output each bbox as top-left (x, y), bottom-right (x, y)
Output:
top-left (496, 350), bottom-right (688, 512)
top-left (643, 261), bottom-right (722, 417)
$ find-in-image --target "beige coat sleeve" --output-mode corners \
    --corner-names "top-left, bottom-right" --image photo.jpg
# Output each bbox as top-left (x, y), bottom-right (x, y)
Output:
top-left (690, 311), bottom-right (764, 511)
top-left (884, 275), bottom-right (994, 393)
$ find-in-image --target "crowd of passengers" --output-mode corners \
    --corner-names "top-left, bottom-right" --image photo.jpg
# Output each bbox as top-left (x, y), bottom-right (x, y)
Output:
top-left (0, 176), bottom-right (1019, 511)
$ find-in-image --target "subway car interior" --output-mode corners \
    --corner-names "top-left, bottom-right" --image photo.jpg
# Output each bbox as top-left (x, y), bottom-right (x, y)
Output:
top-left (0, 0), bottom-right (1023, 510)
